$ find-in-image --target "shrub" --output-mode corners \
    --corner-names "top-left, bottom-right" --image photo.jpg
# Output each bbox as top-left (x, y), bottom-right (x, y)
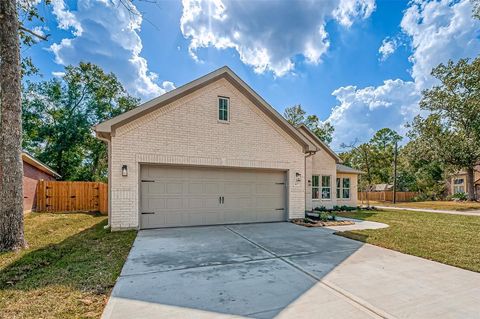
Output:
top-left (413, 192), bottom-right (436, 202)
top-left (330, 211), bottom-right (337, 221)
top-left (451, 192), bottom-right (468, 201)
top-left (314, 206), bottom-right (328, 212)
top-left (318, 211), bottom-right (329, 221)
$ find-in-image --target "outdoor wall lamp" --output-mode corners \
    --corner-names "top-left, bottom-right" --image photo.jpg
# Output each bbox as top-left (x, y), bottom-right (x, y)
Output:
top-left (296, 172), bottom-right (302, 182)
top-left (122, 165), bottom-right (128, 177)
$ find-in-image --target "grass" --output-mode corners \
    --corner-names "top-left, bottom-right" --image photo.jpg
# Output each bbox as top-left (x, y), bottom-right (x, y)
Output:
top-left (336, 209), bottom-right (480, 273)
top-left (0, 212), bottom-right (136, 319)
top-left (365, 200), bottom-right (480, 211)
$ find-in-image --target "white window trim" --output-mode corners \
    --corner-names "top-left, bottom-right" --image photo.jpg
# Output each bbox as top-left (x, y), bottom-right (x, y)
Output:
top-left (312, 175), bottom-right (320, 200)
top-left (336, 177), bottom-right (351, 200)
top-left (342, 177), bottom-right (351, 200)
top-left (321, 175), bottom-right (332, 200)
top-left (218, 96), bottom-right (230, 123)
top-left (453, 178), bottom-right (466, 194)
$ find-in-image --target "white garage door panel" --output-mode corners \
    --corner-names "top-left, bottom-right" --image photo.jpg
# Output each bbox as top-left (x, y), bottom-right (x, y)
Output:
top-left (140, 166), bottom-right (286, 228)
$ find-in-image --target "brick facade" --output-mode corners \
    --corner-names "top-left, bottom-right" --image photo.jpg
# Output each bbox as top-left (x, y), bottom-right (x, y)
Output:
top-left (22, 161), bottom-right (56, 212)
top-left (109, 78), bottom-right (306, 230)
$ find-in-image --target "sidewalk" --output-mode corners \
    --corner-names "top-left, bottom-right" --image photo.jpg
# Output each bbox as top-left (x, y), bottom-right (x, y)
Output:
top-left (374, 205), bottom-right (480, 217)
top-left (324, 217), bottom-right (389, 232)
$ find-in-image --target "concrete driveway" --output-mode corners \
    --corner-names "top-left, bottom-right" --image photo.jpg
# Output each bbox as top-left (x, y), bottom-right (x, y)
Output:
top-left (102, 222), bottom-right (480, 319)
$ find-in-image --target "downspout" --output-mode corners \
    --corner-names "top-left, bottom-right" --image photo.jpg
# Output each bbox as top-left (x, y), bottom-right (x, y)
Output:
top-left (304, 150), bottom-right (317, 214)
top-left (96, 133), bottom-right (112, 229)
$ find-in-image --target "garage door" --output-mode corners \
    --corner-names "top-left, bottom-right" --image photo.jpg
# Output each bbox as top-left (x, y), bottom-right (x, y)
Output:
top-left (140, 165), bottom-right (287, 228)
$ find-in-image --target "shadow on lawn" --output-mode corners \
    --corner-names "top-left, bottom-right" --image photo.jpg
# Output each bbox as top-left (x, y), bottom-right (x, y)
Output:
top-left (0, 217), bottom-right (136, 295)
top-left (335, 231), bottom-right (370, 243)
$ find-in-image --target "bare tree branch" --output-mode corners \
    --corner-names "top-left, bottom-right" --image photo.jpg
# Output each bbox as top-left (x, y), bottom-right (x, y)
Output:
top-left (19, 25), bottom-right (49, 41)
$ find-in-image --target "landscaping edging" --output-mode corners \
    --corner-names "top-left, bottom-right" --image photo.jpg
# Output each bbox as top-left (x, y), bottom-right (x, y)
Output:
top-left (291, 218), bottom-right (355, 228)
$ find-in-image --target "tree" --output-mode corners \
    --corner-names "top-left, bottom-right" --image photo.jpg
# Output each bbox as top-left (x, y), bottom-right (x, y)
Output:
top-left (283, 104), bottom-right (335, 144)
top-left (22, 62), bottom-right (138, 181)
top-left (369, 128), bottom-right (402, 184)
top-left (408, 57), bottom-right (480, 200)
top-left (473, 0), bottom-right (480, 20)
top-left (0, 0), bottom-right (25, 250)
top-left (397, 140), bottom-right (446, 198)
top-left (340, 141), bottom-right (375, 206)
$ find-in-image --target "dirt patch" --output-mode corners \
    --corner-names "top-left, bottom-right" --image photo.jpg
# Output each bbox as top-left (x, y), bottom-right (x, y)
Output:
top-left (291, 218), bottom-right (355, 228)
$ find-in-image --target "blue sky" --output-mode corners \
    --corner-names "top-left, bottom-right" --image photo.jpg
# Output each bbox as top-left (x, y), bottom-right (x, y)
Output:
top-left (25, 0), bottom-right (480, 151)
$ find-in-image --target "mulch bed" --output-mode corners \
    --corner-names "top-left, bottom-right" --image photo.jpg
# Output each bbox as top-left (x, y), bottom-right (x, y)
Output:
top-left (291, 218), bottom-right (355, 227)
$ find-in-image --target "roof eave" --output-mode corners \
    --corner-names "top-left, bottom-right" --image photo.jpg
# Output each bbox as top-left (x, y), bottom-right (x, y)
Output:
top-left (22, 153), bottom-right (61, 178)
top-left (297, 125), bottom-right (342, 162)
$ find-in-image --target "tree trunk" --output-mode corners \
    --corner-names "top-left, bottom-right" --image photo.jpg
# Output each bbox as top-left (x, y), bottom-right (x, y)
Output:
top-left (466, 166), bottom-right (476, 201)
top-left (0, 0), bottom-right (26, 251)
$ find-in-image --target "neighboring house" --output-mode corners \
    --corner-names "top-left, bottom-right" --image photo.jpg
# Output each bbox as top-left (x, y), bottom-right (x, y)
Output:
top-left (449, 166), bottom-right (480, 196)
top-left (95, 66), bottom-right (362, 230)
top-left (22, 152), bottom-right (61, 212)
top-left (370, 184), bottom-right (393, 192)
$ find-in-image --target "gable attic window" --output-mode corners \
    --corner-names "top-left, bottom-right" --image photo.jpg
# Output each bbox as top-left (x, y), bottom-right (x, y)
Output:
top-left (218, 97), bottom-right (229, 122)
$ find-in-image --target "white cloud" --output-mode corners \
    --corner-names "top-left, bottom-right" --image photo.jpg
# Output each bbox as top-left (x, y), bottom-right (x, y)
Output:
top-left (51, 71), bottom-right (65, 77)
top-left (401, 0), bottom-right (480, 90)
top-left (378, 38), bottom-right (397, 61)
top-left (328, 80), bottom-right (418, 149)
top-left (328, 0), bottom-right (480, 149)
top-left (180, 0), bottom-right (375, 76)
top-left (49, 0), bottom-right (174, 100)
top-left (51, 0), bottom-right (83, 36)
top-left (333, 0), bottom-right (376, 27)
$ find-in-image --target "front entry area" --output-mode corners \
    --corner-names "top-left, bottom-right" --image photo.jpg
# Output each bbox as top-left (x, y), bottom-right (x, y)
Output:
top-left (140, 165), bottom-right (287, 229)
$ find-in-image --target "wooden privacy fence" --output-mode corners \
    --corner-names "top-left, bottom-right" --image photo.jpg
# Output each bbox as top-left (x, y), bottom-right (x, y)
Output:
top-left (36, 181), bottom-right (108, 214)
top-left (358, 191), bottom-right (418, 202)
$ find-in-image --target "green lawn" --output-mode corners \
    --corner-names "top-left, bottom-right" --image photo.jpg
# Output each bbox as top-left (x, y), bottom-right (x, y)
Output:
top-left (0, 212), bottom-right (136, 319)
top-left (366, 200), bottom-right (480, 211)
top-left (337, 209), bottom-right (480, 272)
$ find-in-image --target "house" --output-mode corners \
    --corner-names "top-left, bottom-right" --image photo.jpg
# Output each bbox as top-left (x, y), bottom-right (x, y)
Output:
top-left (370, 183), bottom-right (393, 192)
top-left (94, 66), bottom-right (362, 230)
top-left (22, 152), bottom-right (61, 212)
top-left (449, 166), bottom-right (480, 196)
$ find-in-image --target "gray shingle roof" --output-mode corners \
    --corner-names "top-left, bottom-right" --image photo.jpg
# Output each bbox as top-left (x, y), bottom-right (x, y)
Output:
top-left (336, 164), bottom-right (364, 174)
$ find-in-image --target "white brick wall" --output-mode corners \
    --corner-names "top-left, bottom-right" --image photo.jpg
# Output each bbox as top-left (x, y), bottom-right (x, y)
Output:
top-left (306, 149), bottom-right (338, 210)
top-left (336, 173), bottom-right (359, 207)
top-left (109, 78), bottom-right (306, 230)
top-left (305, 150), bottom-right (359, 210)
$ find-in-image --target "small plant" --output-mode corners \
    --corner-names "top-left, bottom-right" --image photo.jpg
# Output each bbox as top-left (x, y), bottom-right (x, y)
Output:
top-left (330, 211), bottom-right (337, 221)
top-left (314, 206), bottom-right (328, 212)
top-left (318, 211), bottom-right (329, 221)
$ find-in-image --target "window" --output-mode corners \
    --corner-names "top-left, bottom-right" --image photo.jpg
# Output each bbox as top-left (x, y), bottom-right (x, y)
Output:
top-left (218, 97), bottom-right (229, 121)
top-left (312, 175), bottom-right (319, 199)
top-left (312, 175), bottom-right (331, 199)
top-left (336, 177), bottom-right (351, 199)
top-left (342, 178), bottom-right (351, 199)
top-left (336, 178), bottom-right (341, 199)
top-left (321, 176), bottom-right (331, 199)
top-left (453, 178), bottom-right (465, 194)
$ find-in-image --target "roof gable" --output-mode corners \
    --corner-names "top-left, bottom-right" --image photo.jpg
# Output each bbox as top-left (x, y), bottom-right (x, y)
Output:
top-left (22, 152), bottom-right (61, 178)
top-left (296, 125), bottom-right (342, 163)
top-left (94, 66), bottom-right (315, 152)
